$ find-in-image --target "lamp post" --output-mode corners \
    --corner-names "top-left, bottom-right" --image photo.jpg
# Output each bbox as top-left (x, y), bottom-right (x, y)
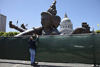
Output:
top-left (91, 26), bottom-right (94, 34)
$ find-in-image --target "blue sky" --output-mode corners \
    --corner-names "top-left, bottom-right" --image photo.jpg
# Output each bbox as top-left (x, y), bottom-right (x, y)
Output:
top-left (0, 0), bottom-right (100, 32)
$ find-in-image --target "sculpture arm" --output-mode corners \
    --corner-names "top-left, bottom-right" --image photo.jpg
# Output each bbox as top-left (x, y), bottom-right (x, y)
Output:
top-left (15, 27), bottom-right (42, 37)
top-left (9, 21), bottom-right (26, 32)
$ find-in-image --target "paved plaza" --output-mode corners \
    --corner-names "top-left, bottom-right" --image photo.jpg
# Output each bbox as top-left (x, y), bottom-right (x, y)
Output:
top-left (0, 59), bottom-right (98, 67)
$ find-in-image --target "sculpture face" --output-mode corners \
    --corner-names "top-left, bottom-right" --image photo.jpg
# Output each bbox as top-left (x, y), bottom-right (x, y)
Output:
top-left (52, 16), bottom-right (61, 28)
top-left (41, 12), bottom-right (52, 29)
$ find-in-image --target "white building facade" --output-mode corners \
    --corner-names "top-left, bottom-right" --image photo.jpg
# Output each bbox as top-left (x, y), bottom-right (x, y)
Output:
top-left (0, 14), bottom-right (6, 32)
top-left (60, 13), bottom-right (73, 34)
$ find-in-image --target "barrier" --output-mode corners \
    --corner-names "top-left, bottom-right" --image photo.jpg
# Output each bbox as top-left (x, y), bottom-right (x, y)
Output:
top-left (0, 34), bottom-right (100, 64)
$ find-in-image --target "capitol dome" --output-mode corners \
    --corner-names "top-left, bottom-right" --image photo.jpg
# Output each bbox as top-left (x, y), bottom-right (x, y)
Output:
top-left (60, 13), bottom-right (73, 34)
top-left (61, 18), bottom-right (71, 24)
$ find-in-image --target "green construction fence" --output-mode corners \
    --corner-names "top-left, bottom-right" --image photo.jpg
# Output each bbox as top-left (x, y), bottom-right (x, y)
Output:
top-left (0, 34), bottom-right (100, 64)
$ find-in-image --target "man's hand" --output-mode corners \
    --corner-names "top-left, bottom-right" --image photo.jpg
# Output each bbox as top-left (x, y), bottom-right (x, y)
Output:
top-left (35, 34), bottom-right (38, 38)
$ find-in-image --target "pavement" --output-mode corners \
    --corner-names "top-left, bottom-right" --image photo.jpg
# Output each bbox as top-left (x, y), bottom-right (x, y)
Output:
top-left (0, 59), bottom-right (99, 67)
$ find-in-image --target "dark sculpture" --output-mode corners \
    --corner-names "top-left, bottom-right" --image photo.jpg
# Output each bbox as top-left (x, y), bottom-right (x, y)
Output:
top-left (9, 21), bottom-right (25, 32)
top-left (47, 0), bottom-right (57, 15)
top-left (9, 0), bottom-right (61, 36)
top-left (21, 23), bottom-right (27, 30)
top-left (71, 22), bottom-right (91, 34)
top-left (9, 0), bottom-right (92, 36)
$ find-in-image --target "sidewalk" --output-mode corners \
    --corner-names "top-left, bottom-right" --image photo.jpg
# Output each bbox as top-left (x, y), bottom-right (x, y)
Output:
top-left (0, 59), bottom-right (96, 67)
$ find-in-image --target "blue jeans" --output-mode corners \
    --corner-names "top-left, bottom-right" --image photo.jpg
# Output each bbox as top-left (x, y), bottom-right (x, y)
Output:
top-left (29, 48), bottom-right (35, 64)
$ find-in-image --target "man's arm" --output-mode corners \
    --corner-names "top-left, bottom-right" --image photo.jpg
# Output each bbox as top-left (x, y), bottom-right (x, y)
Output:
top-left (33, 34), bottom-right (39, 41)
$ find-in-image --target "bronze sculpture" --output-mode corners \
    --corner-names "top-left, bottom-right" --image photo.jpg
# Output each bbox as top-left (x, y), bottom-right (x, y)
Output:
top-left (9, 0), bottom-right (61, 36)
top-left (71, 22), bottom-right (91, 34)
top-left (9, 0), bottom-right (92, 36)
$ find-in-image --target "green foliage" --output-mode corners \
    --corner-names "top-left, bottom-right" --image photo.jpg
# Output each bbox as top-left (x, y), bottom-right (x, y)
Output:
top-left (0, 31), bottom-right (5, 36)
top-left (0, 31), bottom-right (19, 37)
top-left (95, 30), bottom-right (100, 33)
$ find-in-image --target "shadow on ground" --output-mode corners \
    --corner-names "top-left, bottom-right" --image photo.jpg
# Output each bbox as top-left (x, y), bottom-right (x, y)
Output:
top-left (33, 65), bottom-right (71, 67)
top-left (0, 61), bottom-right (30, 65)
top-left (0, 61), bottom-right (71, 67)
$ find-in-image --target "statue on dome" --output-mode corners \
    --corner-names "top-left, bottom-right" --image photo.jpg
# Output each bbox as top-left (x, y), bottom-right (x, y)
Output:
top-left (9, 0), bottom-right (61, 36)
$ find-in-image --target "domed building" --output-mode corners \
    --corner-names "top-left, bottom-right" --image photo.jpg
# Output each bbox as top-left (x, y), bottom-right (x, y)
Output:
top-left (60, 13), bottom-right (73, 34)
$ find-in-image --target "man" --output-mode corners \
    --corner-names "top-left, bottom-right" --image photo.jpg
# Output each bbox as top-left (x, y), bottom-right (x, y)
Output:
top-left (28, 34), bottom-right (38, 66)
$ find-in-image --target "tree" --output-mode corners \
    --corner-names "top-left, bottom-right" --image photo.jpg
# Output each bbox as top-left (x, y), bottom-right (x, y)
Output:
top-left (95, 30), bottom-right (100, 33)
top-left (0, 31), bottom-right (19, 37)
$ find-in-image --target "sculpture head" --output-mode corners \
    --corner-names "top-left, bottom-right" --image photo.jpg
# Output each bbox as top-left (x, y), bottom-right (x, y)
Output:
top-left (41, 12), bottom-right (52, 30)
top-left (47, 0), bottom-right (57, 15)
top-left (50, 8), bottom-right (57, 15)
top-left (52, 15), bottom-right (61, 29)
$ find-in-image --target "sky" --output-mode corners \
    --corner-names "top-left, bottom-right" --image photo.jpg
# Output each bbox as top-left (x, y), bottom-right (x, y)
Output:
top-left (0, 0), bottom-right (100, 32)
